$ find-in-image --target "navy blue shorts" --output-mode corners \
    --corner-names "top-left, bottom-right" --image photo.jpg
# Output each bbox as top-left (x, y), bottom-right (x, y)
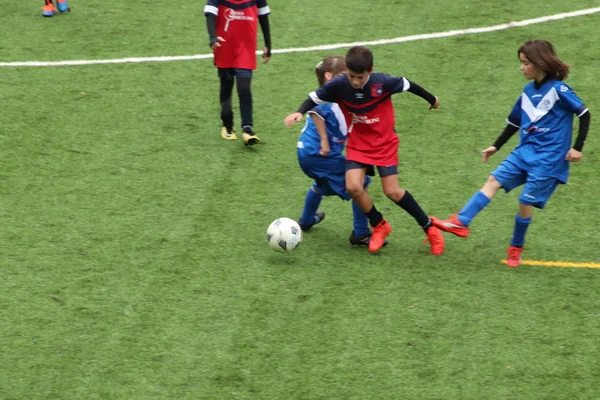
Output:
top-left (346, 160), bottom-right (398, 177)
top-left (298, 153), bottom-right (350, 200)
top-left (492, 153), bottom-right (560, 209)
top-left (218, 68), bottom-right (253, 79)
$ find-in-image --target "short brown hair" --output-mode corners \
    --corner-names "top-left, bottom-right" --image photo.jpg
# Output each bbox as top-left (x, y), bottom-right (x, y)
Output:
top-left (315, 55), bottom-right (346, 87)
top-left (345, 46), bottom-right (373, 74)
top-left (518, 40), bottom-right (570, 80)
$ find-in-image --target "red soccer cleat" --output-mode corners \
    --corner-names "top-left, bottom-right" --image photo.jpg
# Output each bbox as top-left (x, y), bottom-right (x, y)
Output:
top-left (42, 3), bottom-right (57, 16)
top-left (369, 219), bottom-right (392, 253)
top-left (423, 222), bottom-right (445, 256)
top-left (505, 246), bottom-right (524, 267)
top-left (431, 214), bottom-right (470, 238)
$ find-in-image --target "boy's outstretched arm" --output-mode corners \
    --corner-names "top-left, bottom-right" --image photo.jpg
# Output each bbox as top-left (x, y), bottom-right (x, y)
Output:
top-left (388, 77), bottom-right (439, 109)
top-left (566, 109), bottom-right (591, 162)
top-left (284, 98), bottom-right (318, 127)
top-left (406, 81), bottom-right (439, 109)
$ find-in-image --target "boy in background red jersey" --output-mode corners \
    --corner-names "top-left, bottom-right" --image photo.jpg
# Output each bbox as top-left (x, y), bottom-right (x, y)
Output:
top-left (204, 0), bottom-right (272, 146)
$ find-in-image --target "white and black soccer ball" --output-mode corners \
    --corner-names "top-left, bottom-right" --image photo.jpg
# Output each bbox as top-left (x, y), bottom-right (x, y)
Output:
top-left (266, 218), bottom-right (303, 252)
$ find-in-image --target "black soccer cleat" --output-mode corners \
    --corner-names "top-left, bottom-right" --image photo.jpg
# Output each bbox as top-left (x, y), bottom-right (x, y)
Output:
top-left (349, 231), bottom-right (388, 247)
top-left (299, 211), bottom-right (325, 232)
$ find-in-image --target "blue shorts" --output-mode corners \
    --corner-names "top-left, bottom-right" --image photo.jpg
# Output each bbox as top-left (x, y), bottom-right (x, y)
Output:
top-left (346, 160), bottom-right (398, 177)
top-left (218, 68), bottom-right (253, 79)
top-left (492, 154), bottom-right (560, 209)
top-left (298, 153), bottom-right (350, 200)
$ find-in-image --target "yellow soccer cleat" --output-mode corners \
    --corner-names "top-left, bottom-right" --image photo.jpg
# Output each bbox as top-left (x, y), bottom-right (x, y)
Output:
top-left (242, 132), bottom-right (260, 146)
top-left (221, 127), bottom-right (237, 140)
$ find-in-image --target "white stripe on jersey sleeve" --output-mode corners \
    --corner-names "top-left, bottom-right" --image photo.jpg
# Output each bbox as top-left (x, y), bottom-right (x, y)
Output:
top-left (307, 110), bottom-right (325, 120)
top-left (505, 118), bottom-right (520, 128)
top-left (258, 6), bottom-right (271, 15)
top-left (204, 5), bottom-right (218, 15)
top-left (331, 104), bottom-right (348, 136)
top-left (578, 108), bottom-right (589, 117)
top-left (309, 91), bottom-right (328, 105)
top-left (402, 77), bottom-right (410, 92)
top-left (308, 92), bottom-right (328, 105)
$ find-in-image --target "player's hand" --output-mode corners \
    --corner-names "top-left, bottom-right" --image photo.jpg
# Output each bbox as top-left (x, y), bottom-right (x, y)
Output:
top-left (565, 148), bottom-right (582, 162)
top-left (284, 113), bottom-right (303, 127)
top-left (482, 146), bottom-right (497, 163)
top-left (319, 140), bottom-right (331, 157)
top-left (211, 37), bottom-right (225, 50)
top-left (262, 47), bottom-right (271, 64)
top-left (429, 96), bottom-right (440, 110)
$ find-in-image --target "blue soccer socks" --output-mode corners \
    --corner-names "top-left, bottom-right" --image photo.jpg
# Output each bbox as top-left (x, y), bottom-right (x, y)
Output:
top-left (352, 201), bottom-right (370, 236)
top-left (299, 187), bottom-right (323, 231)
top-left (352, 176), bottom-right (372, 236)
top-left (511, 214), bottom-right (532, 248)
top-left (57, 0), bottom-right (69, 12)
top-left (458, 191), bottom-right (491, 226)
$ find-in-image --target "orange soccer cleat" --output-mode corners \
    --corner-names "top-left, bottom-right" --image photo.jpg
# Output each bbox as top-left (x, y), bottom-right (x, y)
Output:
top-left (42, 2), bottom-right (57, 17)
top-left (368, 219), bottom-right (392, 253)
top-left (431, 214), bottom-right (470, 238)
top-left (423, 223), bottom-right (445, 256)
top-left (505, 246), bottom-right (524, 267)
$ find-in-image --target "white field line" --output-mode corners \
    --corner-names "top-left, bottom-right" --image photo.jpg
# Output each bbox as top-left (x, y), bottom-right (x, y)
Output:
top-left (2, 7), bottom-right (599, 67)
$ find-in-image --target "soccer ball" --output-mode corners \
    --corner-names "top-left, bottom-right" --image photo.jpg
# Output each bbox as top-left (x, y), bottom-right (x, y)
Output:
top-left (266, 218), bottom-right (303, 252)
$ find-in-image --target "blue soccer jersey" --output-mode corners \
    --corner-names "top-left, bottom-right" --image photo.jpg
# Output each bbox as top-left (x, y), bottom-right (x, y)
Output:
top-left (506, 78), bottom-right (588, 183)
top-left (297, 103), bottom-right (348, 158)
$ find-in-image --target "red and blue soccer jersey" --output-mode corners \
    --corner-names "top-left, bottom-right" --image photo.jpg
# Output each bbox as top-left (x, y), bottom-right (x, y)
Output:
top-left (204, 0), bottom-right (270, 70)
top-left (309, 73), bottom-right (412, 166)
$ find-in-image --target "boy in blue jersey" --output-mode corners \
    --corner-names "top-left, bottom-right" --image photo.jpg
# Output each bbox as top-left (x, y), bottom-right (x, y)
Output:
top-left (297, 55), bottom-right (379, 246)
top-left (434, 40), bottom-right (591, 267)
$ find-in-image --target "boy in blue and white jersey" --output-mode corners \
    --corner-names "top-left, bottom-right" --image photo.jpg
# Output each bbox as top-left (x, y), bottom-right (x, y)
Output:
top-left (298, 102), bottom-right (346, 159)
top-left (297, 56), bottom-right (376, 246)
top-left (434, 40), bottom-right (591, 267)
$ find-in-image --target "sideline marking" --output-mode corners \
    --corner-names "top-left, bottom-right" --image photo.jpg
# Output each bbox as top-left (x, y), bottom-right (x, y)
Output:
top-left (501, 260), bottom-right (600, 269)
top-left (1, 7), bottom-right (599, 67)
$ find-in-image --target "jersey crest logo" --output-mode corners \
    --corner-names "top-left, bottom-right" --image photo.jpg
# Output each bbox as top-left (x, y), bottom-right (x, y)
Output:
top-left (371, 83), bottom-right (383, 97)
top-left (224, 8), bottom-right (254, 31)
top-left (540, 99), bottom-right (552, 110)
top-left (560, 85), bottom-right (569, 93)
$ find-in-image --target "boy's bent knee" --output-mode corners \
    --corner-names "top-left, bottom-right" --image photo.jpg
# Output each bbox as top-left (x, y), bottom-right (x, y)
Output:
top-left (481, 175), bottom-right (501, 198)
top-left (383, 187), bottom-right (403, 203)
top-left (484, 174), bottom-right (502, 189)
top-left (346, 183), bottom-right (364, 197)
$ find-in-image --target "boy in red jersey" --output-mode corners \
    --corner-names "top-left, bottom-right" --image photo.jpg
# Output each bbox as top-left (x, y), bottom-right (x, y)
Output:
top-left (285, 46), bottom-right (445, 254)
top-left (42, 0), bottom-right (69, 17)
top-left (204, 0), bottom-right (272, 146)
